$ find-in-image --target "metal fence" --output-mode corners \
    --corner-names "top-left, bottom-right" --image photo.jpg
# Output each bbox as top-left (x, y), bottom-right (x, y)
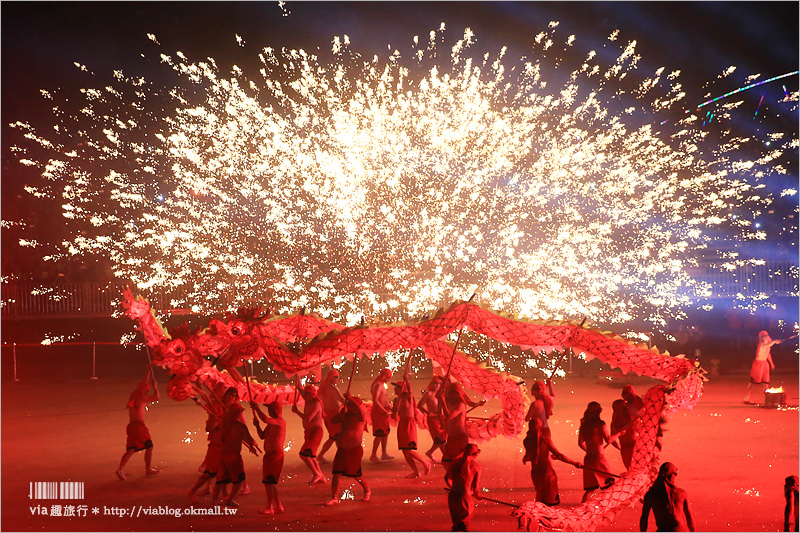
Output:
top-left (0, 281), bottom-right (179, 319)
top-left (692, 260), bottom-right (798, 298)
top-left (1, 261), bottom-right (797, 319)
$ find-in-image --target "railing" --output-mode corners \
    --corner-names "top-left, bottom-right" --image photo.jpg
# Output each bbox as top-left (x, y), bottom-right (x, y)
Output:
top-left (692, 260), bottom-right (798, 298)
top-left (0, 281), bottom-right (178, 319)
top-left (1, 261), bottom-right (797, 319)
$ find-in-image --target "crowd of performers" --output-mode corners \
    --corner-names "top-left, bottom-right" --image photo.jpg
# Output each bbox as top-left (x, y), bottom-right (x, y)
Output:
top-left (116, 364), bottom-right (701, 531)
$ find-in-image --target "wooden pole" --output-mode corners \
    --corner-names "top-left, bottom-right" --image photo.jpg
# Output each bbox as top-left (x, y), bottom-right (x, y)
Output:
top-left (90, 341), bottom-right (98, 380)
top-left (445, 488), bottom-right (518, 508)
top-left (12, 343), bottom-right (19, 382)
top-left (444, 328), bottom-right (465, 385)
top-left (143, 343), bottom-right (155, 381)
top-left (547, 349), bottom-right (569, 380)
top-left (444, 293), bottom-right (475, 384)
top-left (345, 354), bottom-right (358, 396)
top-left (345, 316), bottom-right (365, 396)
top-left (550, 318), bottom-right (586, 379)
top-left (580, 464), bottom-right (621, 478)
top-left (242, 360), bottom-right (255, 404)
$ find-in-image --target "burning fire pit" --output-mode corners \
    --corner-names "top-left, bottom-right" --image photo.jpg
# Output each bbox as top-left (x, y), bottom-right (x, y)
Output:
top-left (764, 386), bottom-right (786, 409)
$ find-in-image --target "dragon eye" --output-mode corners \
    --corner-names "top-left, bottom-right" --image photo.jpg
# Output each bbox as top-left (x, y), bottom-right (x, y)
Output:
top-left (174, 345), bottom-right (183, 353)
top-left (232, 327), bottom-right (241, 335)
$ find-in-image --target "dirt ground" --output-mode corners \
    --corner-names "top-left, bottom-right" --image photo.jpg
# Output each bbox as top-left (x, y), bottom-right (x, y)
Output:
top-left (2, 362), bottom-right (798, 532)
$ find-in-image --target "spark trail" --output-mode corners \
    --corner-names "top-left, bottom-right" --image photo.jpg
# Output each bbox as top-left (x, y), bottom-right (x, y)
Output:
top-left (8, 23), bottom-right (798, 332)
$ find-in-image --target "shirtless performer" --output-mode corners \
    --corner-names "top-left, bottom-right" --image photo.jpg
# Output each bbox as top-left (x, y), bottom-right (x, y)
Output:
top-left (391, 375), bottom-right (433, 478)
top-left (252, 400), bottom-right (287, 514)
top-left (525, 379), bottom-right (555, 436)
top-left (621, 384), bottom-right (645, 425)
top-left (578, 401), bottom-right (613, 503)
top-left (445, 443), bottom-right (483, 532)
top-left (116, 367), bottom-right (160, 480)
top-left (417, 376), bottom-right (447, 462)
top-left (317, 369), bottom-right (344, 464)
top-left (292, 384), bottom-right (326, 484)
top-left (325, 393), bottom-right (371, 506)
top-left (523, 418), bottom-right (581, 506)
top-left (188, 383), bottom-right (227, 502)
top-left (212, 387), bottom-right (261, 508)
top-left (640, 462), bottom-right (695, 532)
top-left (609, 399), bottom-right (637, 470)
top-left (370, 368), bottom-right (395, 462)
top-left (744, 330), bottom-right (781, 404)
top-left (438, 381), bottom-right (486, 473)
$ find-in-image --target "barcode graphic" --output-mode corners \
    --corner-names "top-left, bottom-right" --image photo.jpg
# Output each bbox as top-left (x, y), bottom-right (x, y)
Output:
top-left (28, 482), bottom-right (84, 500)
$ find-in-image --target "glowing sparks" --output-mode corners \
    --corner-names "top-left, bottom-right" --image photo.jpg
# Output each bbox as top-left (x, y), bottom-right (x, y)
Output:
top-left (7, 24), bottom-right (797, 331)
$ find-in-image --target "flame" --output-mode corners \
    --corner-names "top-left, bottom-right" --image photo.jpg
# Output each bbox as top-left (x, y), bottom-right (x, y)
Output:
top-left (765, 386), bottom-right (784, 393)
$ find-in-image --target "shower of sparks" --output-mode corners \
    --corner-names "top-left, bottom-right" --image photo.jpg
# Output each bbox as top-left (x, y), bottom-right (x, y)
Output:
top-left (120, 332), bottom-right (140, 346)
top-left (732, 488), bottom-right (761, 497)
top-left (7, 24), bottom-right (798, 332)
top-left (40, 333), bottom-right (77, 345)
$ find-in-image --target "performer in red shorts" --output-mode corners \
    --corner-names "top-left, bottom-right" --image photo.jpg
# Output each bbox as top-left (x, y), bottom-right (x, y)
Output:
top-left (391, 374), bottom-right (432, 478)
top-left (317, 369), bottom-right (344, 464)
top-left (445, 443), bottom-right (483, 532)
top-left (370, 368), bottom-right (395, 462)
top-left (608, 399), bottom-right (637, 470)
top-left (188, 387), bottom-right (226, 503)
top-left (252, 400), bottom-right (286, 514)
top-left (117, 367), bottom-right (160, 480)
top-left (325, 393), bottom-right (371, 506)
top-left (523, 418), bottom-right (581, 506)
top-left (438, 381), bottom-right (486, 473)
top-left (292, 384), bottom-right (326, 484)
top-left (190, 381), bottom-right (230, 499)
top-left (212, 388), bottom-right (260, 508)
top-left (578, 401), bottom-right (613, 503)
top-left (744, 330), bottom-right (781, 404)
top-left (417, 376), bottom-right (447, 462)
top-left (525, 379), bottom-right (555, 437)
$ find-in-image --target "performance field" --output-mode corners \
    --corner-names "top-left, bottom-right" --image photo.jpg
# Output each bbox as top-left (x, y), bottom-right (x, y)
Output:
top-left (2, 365), bottom-right (797, 532)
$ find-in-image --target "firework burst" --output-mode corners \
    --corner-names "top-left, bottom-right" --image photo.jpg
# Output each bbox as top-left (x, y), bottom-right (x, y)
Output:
top-left (8, 22), bottom-right (798, 330)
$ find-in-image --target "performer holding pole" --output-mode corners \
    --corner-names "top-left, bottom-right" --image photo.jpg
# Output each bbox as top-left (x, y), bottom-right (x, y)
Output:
top-left (369, 366), bottom-right (394, 462)
top-left (292, 381), bottom-right (326, 484)
top-left (116, 366), bottom-right (160, 480)
top-left (444, 443), bottom-right (483, 532)
top-left (744, 330), bottom-right (789, 405)
top-left (578, 401), bottom-right (613, 502)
